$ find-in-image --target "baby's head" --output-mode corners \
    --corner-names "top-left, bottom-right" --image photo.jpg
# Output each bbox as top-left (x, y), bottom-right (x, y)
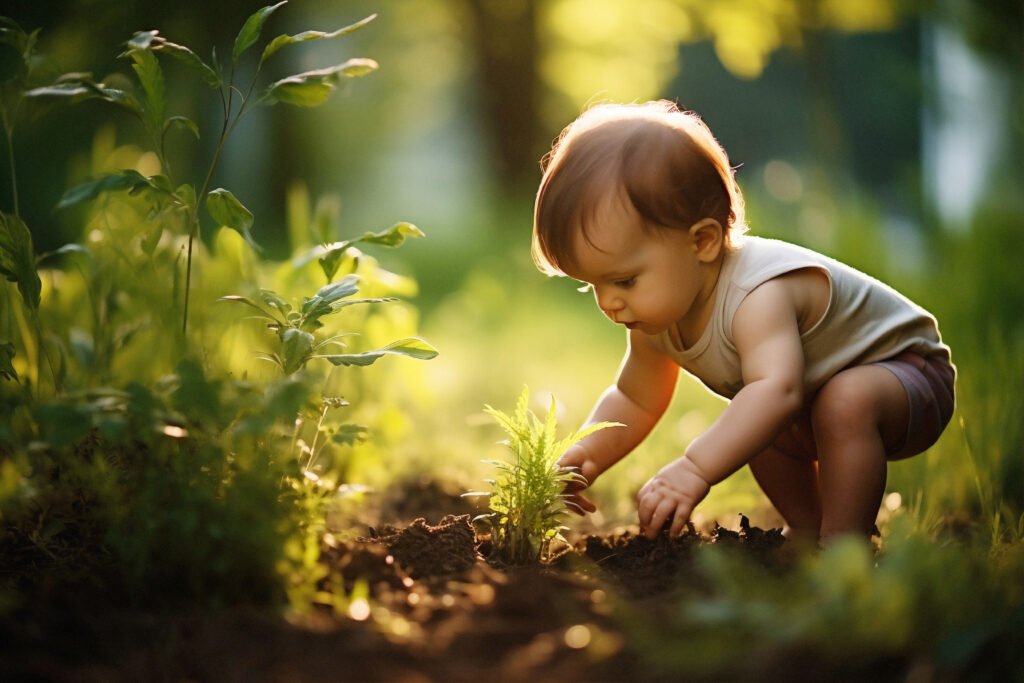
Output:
top-left (532, 100), bottom-right (747, 276)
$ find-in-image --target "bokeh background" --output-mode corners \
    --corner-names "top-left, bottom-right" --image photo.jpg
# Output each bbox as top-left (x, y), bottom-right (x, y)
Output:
top-left (3, 0), bottom-right (1022, 532)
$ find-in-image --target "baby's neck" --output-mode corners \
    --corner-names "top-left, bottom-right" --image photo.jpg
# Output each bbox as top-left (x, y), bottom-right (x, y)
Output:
top-left (675, 255), bottom-right (725, 349)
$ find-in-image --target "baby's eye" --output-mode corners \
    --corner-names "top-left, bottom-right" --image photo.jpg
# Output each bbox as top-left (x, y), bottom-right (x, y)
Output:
top-left (614, 277), bottom-right (636, 289)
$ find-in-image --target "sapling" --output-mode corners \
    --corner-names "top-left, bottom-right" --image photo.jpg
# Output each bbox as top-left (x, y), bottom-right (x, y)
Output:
top-left (467, 386), bottom-right (621, 565)
top-left (218, 272), bottom-right (437, 376)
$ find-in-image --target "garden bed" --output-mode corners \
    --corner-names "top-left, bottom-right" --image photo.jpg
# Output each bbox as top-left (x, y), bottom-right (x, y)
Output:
top-left (1, 487), bottom-right (818, 683)
top-left (4, 479), bottom-right (1019, 683)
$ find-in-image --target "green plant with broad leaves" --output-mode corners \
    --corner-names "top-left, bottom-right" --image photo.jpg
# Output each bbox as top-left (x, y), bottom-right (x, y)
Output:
top-left (0, 6), bottom-right (438, 616)
top-left (467, 386), bottom-right (621, 565)
top-left (22, 2), bottom-right (379, 337)
top-left (0, 18), bottom-right (53, 393)
top-left (219, 221), bottom-right (437, 376)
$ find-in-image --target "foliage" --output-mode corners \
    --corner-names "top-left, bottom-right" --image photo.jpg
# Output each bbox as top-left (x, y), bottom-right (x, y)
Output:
top-left (0, 6), bottom-right (438, 617)
top-left (624, 521), bottom-right (1024, 680)
top-left (0, 360), bottom-right (313, 606)
top-left (219, 219), bottom-right (437, 376)
top-left (21, 2), bottom-right (380, 336)
top-left (468, 386), bottom-right (620, 564)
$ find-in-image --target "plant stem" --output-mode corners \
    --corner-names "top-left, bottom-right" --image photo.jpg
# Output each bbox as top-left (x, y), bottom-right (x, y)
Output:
top-left (2, 119), bottom-right (18, 218)
top-left (32, 311), bottom-right (59, 395)
top-left (181, 66), bottom-right (237, 339)
top-left (304, 403), bottom-right (330, 474)
top-left (180, 60), bottom-right (263, 340)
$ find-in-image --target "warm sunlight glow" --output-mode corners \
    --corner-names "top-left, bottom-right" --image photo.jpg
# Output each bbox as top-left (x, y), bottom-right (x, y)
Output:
top-left (540, 0), bottom-right (691, 115)
top-left (821, 0), bottom-right (896, 31)
top-left (564, 624), bottom-right (592, 649)
top-left (348, 598), bottom-right (371, 621)
top-left (162, 425), bottom-right (188, 439)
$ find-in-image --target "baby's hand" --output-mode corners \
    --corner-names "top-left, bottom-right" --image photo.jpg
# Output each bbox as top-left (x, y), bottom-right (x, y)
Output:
top-left (557, 445), bottom-right (599, 515)
top-left (636, 457), bottom-right (711, 539)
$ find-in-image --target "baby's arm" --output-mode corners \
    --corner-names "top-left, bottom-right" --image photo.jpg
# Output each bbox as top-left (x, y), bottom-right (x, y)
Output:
top-left (559, 330), bottom-right (679, 514)
top-left (637, 279), bottom-right (806, 537)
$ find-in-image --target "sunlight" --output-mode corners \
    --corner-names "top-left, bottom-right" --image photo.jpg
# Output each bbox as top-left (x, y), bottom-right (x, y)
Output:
top-left (347, 598), bottom-right (371, 621)
top-left (821, 0), bottom-right (896, 31)
top-left (540, 0), bottom-right (691, 113)
top-left (161, 425), bottom-right (188, 439)
top-left (564, 623), bottom-right (592, 649)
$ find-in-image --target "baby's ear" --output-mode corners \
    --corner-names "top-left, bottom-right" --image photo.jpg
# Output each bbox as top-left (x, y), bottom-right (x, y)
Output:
top-left (689, 218), bottom-right (723, 262)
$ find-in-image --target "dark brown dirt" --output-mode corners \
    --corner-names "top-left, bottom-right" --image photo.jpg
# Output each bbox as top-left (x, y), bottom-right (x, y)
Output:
top-left (1, 501), bottom-right (794, 682)
top-left (376, 514), bottom-right (479, 579)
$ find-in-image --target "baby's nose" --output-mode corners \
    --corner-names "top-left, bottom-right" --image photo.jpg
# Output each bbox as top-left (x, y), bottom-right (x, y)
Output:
top-left (597, 293), bottom-right (624, 316)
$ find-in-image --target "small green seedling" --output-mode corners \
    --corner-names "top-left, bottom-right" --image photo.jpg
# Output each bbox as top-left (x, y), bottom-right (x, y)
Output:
top-left (467, 386), bottom-right (621, 565)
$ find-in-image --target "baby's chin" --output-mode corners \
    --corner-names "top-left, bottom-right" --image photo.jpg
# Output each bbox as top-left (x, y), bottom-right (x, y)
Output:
top-left (625, 322), bottom-right (663, 335)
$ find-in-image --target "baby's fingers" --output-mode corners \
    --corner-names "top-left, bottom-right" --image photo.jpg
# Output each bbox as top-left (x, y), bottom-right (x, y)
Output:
top-left (668, 505), bottom-right (691, 538)
top-left (565, 492), bottom-right (597, 515)
top-left (643, 498), bottom-right (677, 539)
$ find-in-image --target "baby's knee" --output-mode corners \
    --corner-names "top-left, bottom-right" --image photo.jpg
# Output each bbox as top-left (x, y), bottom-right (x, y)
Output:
top-left (811, 372), bottom-right (880, 436)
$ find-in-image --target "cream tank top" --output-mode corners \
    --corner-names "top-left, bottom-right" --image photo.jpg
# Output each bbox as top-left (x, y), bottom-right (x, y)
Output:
top-left (651, 236), bottom-right (952, 399)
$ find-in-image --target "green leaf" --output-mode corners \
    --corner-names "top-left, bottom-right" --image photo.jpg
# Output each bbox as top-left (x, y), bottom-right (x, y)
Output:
top-left (315, 222), bottom-right (424, 281)
top-left (154, 40), bottom-right (222, 87)
top-left (280, 327), bottom-right (314, 374)
top-left (163, 115), bottom-right (200, 141)
top-left (355, 221), bottom-right (425, 247)
top-left (0, 341), bottom-right (17, 381)
top-left (25, 77), bottom-right (143, 118)
top-left (124, 30), bottom-right (161, 52)
top-left (57, 170), bottom-right (155, 210)
top-left (0, 212), bottom-right (41, 311)
top-left (320, 337), bottom-right (439, 367)
top-left (216, 295), bottom-right (281, 325)
top-left (317, 248), bottom-right (347, 283)
top-left (233, 1), bottom-right (288, 64)
top-left (206, 188), bottom-right (259, 251)
top-left (259, 14), bottom-right (377, 67)
top-left (298, 275), bottom-right (361, 329)
top-left (332, 423), bottom-right (369, 447)
top-left (175, 183), bottom-right (197, 212)
top-left (35, 243), bottom-right (92, 269)
top-left (129, 48), bottom-right (166, 138)
top-left (261, 58), bottom-right (379, 107)
top-left (258, 288), bottom-right (292, 318)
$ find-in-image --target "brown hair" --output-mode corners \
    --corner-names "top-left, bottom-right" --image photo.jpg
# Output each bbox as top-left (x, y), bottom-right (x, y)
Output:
top-left (532, 100), bottom-right (747, 276)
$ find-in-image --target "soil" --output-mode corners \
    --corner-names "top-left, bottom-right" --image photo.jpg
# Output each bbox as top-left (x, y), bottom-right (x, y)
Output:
top-left (0, 484), bottom-right (805, 682)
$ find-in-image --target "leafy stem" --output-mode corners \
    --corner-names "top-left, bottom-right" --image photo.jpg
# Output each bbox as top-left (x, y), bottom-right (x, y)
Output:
top-left (2, 109), bottom-right (18, 217)
top-left (181, 55), bottom-right (263, 338)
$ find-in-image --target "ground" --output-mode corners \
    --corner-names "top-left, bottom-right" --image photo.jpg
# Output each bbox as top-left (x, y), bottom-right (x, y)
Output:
top-left (0, 479), bottom-right (930, 682)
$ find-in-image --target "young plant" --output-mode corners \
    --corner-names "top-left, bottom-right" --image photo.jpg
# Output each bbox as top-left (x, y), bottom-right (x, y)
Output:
top-left (0, 18), bottom-right (54, 393)
top-left (468, 386), bottom-right (621, 565)
top-left (24, 2), bottom-right (380, 337)
top-left (218, 271), bottom-right (437, 375)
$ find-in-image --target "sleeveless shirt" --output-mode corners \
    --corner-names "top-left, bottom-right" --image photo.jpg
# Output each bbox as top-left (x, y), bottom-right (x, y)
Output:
top-left (650, 236), bottom-right (952, 399)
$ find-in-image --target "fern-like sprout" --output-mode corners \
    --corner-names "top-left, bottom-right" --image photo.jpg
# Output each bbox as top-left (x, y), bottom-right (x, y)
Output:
top-left (467, 386), bottom-right (621, 565)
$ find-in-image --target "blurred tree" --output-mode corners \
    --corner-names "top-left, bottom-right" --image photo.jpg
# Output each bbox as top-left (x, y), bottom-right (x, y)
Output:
top-left (462, 0), bottom-right (541, 194)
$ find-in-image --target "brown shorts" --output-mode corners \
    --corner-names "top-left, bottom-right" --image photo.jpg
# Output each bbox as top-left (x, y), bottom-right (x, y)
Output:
top-left (872, 351), bottom-right (956, 460)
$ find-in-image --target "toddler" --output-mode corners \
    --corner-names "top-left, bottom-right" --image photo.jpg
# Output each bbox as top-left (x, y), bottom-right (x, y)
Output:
top-left (532, 100), bottom-right (955, 543)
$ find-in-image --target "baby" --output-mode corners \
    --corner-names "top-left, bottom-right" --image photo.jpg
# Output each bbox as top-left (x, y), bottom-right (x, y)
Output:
top-left (532, 100), bottom-right (955, 543)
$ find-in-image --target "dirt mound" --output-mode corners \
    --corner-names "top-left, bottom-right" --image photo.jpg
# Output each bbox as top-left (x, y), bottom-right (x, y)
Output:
top-left (578, 515), bottom-right (786, 597)
top-left (380, 514), bottom-right (479, 579)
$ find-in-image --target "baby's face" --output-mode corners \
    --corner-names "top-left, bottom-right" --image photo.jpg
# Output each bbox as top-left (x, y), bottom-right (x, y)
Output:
top-left (563, 196), bottom-right (707, 336)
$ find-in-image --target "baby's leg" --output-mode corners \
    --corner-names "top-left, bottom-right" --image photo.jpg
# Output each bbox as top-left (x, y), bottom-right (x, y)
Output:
top-left (748, 414), bottom-right (821, 542)
top-left (810, 365), bottom-right (909, 542)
